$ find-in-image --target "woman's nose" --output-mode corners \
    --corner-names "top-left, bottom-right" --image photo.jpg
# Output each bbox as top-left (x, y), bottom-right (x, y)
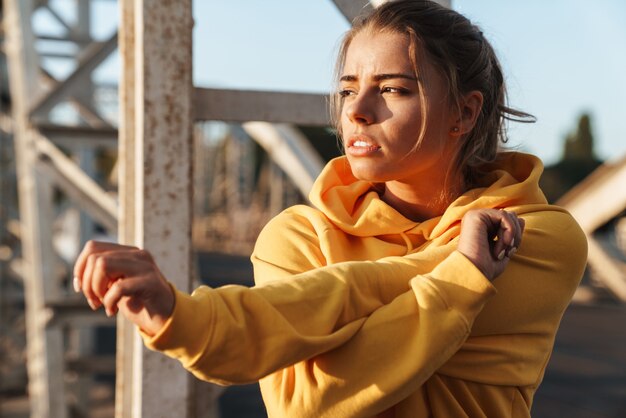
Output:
top-left (345, 93), bottom-right (374, 125)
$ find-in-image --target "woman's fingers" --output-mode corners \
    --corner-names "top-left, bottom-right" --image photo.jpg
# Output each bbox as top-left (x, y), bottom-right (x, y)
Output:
top-left (493, 210), bottom-right (522, 260)
top-left (458, 208), bottom-right (526, 281)
top-left (493, 231), bottom-right (505, 261)
top-left (73, 242), bottom-right (174, 333)
top-left (510, 216), bottom-right (524, 256)
top-left (82, 253), bottom-right (101, 310)
top-left (74, 241), bottom-right (109, 281)
top-left (74, 241), bottom-right (144, 311)
top-left (90, 252), bottom-right (147, 300)
top-left (73, 241), bottom-right (137, 293)
top-left (102, 277), bottom-right (144, 317)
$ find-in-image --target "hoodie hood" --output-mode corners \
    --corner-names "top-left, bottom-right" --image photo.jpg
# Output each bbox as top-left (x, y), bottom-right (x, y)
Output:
top-left (309, 152), bottom-right (548, 240)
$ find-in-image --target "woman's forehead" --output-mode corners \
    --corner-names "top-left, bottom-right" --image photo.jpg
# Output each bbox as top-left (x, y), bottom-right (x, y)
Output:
top-left (342, 31), bottom-right (415, 74)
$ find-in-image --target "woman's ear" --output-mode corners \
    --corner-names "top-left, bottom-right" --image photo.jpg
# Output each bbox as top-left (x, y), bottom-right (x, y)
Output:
top-left (451, 91), bottom-right (483, 137)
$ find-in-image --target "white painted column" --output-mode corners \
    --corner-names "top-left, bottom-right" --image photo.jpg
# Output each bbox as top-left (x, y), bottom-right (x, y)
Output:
top-left (117, 0), bottom-right (197, 417)
top-left (4, 0), bottom-right (67, 416)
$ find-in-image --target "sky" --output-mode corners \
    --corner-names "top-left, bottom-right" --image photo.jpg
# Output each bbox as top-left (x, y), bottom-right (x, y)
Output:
top-left (36, 0), bottom-right (626, 165)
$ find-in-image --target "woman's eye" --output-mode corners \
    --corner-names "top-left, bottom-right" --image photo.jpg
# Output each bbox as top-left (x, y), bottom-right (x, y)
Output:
top-left (381, 86), bottom-right (406, 94)
top-left (338, 89), bottom-right (355, 98)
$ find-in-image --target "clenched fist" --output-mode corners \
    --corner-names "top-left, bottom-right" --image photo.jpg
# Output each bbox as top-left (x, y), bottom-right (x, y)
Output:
top-left (73, 241), bottom-right (175, 336)
top-left (457, 209), bottom-right (525, 281)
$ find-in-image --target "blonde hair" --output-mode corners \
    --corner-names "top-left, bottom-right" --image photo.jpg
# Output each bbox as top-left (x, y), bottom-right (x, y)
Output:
top-left (330, 0), bottom-right (534, 186)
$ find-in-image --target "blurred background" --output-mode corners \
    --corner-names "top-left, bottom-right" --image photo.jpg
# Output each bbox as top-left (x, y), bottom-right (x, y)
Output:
top-left (0, 0), bottom-right (625, 417)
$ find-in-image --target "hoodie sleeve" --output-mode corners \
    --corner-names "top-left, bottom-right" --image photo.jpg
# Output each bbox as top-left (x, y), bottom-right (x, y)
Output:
top-left (437, 209), bottom-right (588, 386)
top-left (141, 209), bottom-right (496, 415)
top-left (250, 211), bottom-right (497, 417)
top-left (248, 209), bottom-right (587, 418)
top-left (140, 208), bottom-right (585, 418)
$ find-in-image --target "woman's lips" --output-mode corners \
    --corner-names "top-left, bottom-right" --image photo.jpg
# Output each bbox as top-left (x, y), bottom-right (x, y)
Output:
top-left (346, 136), bottom-right (382, 156)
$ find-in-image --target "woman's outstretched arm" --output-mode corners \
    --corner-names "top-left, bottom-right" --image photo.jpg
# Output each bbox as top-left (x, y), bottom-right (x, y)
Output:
top-left (73, 208), bottom-right (520, 333)
top-left (72, 209), bottom-right (525, 416)
top-left (73, 239), bottom-right (495, 382)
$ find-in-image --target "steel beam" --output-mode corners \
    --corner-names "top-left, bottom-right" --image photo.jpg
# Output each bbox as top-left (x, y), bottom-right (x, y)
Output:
top-left (39, 67), bottom-right (113, 128)
top-left (331, 0), bottom-right (373, 22)
top-left (435, 0), bottom-right (452, 7)
top-left (116, 1), bottom-right (137, 416)
top-left (42, 3), bottom-right (74, 34)
top-left (3, 0), bottom-right (67, 416)
top-left (37, 122), bottom-right (118, 143)
top-left (558, 158), bottom-right (626, 301)
top-left (117, 0), bottom-right (204, 417)
top-left (586, 235), bottom-right (626, 302)
top-left (332, 0), bottom-right (451, 22)
top-left (242, 122), bottom-right (324, 197)
top-left (36, 34), bottom-right (93, 45)
top-left (28, 32), bottom-right (118, 119)
top-left (558, 157), bottom-right (626, 233)
top-left (0, 111), bottom-right (13, 134)
top-left (33, 132), bottom-right (118, 232)
top-left (193, 87), bottom-right (328, 126)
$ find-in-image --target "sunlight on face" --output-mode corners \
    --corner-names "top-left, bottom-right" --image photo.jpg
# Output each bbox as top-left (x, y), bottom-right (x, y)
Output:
top-left (339, 30), bottom-right (457, 186)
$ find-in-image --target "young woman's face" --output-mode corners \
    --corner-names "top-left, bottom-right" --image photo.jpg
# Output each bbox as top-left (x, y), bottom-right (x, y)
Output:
top-left (339, 30), bottom-right (458, 184)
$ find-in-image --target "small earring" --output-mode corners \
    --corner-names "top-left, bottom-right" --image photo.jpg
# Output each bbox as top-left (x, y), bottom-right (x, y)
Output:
top-left (451, 127), bottom-right (460, 133)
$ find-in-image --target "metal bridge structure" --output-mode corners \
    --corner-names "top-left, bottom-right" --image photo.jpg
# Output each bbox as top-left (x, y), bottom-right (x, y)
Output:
top-left (4, 0), bottom-right (625, 417)
top-left (558, 157), bottom-right (626, 302)
top-left (0, 0), bottom-right (398, 416)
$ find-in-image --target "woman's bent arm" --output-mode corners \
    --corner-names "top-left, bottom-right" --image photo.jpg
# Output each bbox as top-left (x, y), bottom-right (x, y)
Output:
top-left (247, 209), bottom-right (586, 417)
top-left (142, 249), bottom-right (494, 389)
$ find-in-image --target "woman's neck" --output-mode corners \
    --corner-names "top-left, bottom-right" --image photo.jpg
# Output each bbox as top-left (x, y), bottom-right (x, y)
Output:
top-left (381, 173), bottom-right (465, 223)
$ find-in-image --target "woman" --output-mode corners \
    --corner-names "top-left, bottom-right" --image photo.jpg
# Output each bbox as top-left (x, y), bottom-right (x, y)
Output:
top-left (74, 1), bottom-right (587, 417)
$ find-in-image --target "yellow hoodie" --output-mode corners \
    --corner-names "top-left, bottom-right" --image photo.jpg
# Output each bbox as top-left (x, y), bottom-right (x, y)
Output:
top-left (144, 152), bottom-right (587, 418)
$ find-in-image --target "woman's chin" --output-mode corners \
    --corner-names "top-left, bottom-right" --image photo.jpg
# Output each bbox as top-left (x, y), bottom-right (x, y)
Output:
top-left (348, 163), bottom-right (391, 183)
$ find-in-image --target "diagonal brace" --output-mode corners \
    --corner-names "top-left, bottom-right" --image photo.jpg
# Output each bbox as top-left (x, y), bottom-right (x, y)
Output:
top-left (29, 32), bottom-right (118, 119)
top-left (33, 131), bottom-right (118, 232)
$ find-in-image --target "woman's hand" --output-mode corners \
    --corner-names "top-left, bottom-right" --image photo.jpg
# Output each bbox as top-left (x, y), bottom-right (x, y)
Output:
top-left (73, 241), bottom-right (175, 336)
top-left (457, 209), bottom-right (525, 281)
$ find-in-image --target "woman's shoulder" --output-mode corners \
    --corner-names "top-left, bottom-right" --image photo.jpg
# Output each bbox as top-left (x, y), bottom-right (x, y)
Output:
top-left (521, 206), bottom-right (586, 244)
top-left (251, 205), bottom-right (330, 281)
top-left (261, 204), bottom-right (334, 237)
top-left (518, 205), bottom-right (588, 272)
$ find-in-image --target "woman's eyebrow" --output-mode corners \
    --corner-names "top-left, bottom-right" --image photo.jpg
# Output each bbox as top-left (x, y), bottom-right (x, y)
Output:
top-left (339, 73), bottom-right (417, 82)
top-left (374, 73), bottom-right (417, 82)
top-left (339, 74), bottom-right (357, 82)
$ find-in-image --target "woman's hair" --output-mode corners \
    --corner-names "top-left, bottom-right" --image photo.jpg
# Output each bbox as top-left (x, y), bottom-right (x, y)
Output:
top-left (330, 0), bottom-right (534, 186)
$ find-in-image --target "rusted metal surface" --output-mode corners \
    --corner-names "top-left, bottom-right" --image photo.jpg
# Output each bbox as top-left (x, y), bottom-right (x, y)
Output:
top-left (116, 0), bottom-right (137, 415)
top-left (193, 87), bottom-right (328, 126)
top-left (117, 0), bottom-right (204, 416)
